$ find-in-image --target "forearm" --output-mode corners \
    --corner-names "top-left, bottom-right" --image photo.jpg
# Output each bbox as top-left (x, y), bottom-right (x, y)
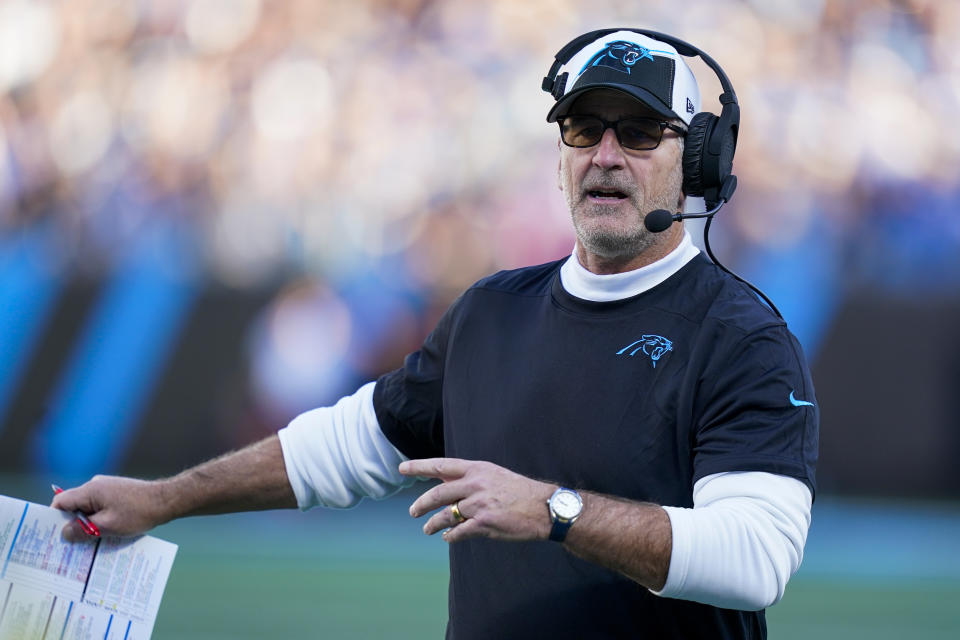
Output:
top-left (562, 493), bottom-right (672, 591)
top-left (52, 434), bottom-right (297, 540)
top-left (160, 434), bottom-right (297, 521)
top-left (566, 474), bottom-right (812, 610)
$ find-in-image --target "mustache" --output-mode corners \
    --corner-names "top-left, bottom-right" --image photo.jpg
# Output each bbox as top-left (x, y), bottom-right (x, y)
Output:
top-left (580, 172), bottom-right (635, 195)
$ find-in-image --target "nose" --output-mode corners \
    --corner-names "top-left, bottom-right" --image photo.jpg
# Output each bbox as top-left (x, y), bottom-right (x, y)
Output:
top-left (591, 127), bottom-right (626, 170)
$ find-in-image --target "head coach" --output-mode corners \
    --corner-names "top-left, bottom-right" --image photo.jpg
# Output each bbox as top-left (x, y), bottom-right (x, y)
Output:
top-left (55, 28), bottom-right (819, 639)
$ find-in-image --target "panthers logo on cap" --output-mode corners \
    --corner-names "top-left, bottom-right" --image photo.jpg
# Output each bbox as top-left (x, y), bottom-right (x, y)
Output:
top-left (580, 41), bottom-right (672, 76)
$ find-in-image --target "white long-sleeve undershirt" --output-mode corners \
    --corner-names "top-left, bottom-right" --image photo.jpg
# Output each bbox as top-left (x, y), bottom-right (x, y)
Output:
top-left (279, 381), bottom-right (413, 509)
top-left (657, 473), bottom-right (810, 610)
top-left (277, 230), bottom-right (813, 610)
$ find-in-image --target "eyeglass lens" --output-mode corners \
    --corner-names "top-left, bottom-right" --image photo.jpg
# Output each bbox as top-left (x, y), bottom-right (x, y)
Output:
top-left (560, 116), bottom-right (665, 150)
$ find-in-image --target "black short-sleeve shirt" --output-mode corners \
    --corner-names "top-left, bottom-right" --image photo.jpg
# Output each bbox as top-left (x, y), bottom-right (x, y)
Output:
top-left (374, 254), bottom-right (818, 639)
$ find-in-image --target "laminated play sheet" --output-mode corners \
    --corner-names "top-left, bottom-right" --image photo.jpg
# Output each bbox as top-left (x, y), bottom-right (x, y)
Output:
top-left (0, 494), bottom-right (177, 639)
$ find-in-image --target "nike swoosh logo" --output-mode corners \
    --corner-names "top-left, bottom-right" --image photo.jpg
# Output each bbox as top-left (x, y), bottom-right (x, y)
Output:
top-left (789, 391), bottom-right (814, 407)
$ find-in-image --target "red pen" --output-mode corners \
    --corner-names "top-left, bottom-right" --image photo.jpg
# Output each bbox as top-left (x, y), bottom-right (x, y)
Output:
top-left (51, 484), bottom-right (101, 537)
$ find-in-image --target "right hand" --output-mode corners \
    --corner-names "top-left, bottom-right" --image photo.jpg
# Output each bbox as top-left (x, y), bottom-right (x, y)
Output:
top-left (51, 475), bottom-right (170, 542)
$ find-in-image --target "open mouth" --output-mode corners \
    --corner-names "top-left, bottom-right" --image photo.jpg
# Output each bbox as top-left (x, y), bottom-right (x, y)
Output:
top-left (588, 189), bottom-right (628, 200)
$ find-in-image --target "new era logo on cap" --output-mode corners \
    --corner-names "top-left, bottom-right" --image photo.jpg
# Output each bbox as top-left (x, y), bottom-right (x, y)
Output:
top-left (546, 30), bottom-right (701, 126)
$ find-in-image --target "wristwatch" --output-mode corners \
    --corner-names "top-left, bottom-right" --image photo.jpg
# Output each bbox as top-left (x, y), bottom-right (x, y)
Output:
top-left (547, 487), bottom-right (583, 542)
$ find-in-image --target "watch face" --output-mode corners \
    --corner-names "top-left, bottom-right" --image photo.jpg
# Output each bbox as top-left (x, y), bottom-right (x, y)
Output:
top-left (552, 490), bottom-right (582, 520)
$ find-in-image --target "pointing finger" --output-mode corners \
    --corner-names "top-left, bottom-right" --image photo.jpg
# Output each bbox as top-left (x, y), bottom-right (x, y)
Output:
top-left (399, 458), bottom-right (470, 480)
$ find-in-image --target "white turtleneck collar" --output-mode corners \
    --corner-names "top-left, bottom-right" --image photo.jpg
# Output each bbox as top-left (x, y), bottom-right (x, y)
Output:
top-left (559, 231), bottom-right (700, 302)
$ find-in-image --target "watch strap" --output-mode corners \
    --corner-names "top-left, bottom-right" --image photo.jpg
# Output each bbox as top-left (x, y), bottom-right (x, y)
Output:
top-left (549, 518), bottom-right (574, 542)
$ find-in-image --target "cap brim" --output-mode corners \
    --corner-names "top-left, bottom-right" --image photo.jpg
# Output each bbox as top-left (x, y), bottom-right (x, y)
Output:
top-left (546, 84), bottom-right (679, 123)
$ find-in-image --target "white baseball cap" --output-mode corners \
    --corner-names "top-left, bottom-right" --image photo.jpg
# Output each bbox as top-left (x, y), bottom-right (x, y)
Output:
top-left (545, 30), bottom-right (701, 126)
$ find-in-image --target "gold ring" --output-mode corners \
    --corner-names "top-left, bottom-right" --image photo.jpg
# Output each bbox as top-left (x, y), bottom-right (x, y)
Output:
top-left (451, 501), bottom-right (466, 524)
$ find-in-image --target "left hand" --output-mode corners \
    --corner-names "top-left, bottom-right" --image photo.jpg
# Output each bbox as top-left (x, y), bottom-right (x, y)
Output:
top-left (399, 458), bottom-right (555, 543)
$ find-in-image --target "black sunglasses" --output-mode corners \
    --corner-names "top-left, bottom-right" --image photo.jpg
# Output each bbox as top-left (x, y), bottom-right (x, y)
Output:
top-left (557, 115), bottom-right (687, 151)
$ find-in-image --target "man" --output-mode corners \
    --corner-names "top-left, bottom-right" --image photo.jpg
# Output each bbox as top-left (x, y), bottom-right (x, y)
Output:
top-left (55, 30), bottom-right (817, 639)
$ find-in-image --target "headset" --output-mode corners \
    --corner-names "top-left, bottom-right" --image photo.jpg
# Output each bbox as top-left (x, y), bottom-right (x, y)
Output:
top-left (542, 27), bottom-right (739, 208)
top-left (541, 28), bottom-right (782, 319)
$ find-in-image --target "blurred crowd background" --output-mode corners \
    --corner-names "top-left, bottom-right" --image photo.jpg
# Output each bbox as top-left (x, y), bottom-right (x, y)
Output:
top-left (1, 0), bottom-right (959, 498)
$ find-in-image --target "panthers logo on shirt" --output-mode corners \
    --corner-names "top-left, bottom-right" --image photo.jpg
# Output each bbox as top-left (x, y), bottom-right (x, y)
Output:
top-left (616, 335), bottom-right (674, 368)
top-left (579, 41), bottom-right (672, 76)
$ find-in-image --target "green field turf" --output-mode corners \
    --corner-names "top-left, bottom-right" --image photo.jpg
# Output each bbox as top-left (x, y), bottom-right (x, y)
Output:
top-left (149, 491), bottom-right (449, 639)
top-left (4, 476), bottom-right (959, 638)
top-left (768, 579), bottom-right (960, 640)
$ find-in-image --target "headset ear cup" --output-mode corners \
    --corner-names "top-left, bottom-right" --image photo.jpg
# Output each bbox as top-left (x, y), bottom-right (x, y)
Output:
top-left (682, 112), bottom-right (716, 197)
top-left (710, 123), bottom-right (737, 192)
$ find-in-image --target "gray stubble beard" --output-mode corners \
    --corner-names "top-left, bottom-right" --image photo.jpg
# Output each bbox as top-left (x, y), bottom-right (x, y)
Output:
top-left (571, 202), bottom-right (658, 259)
top-left (566, 161), bottom-right (684, 261)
